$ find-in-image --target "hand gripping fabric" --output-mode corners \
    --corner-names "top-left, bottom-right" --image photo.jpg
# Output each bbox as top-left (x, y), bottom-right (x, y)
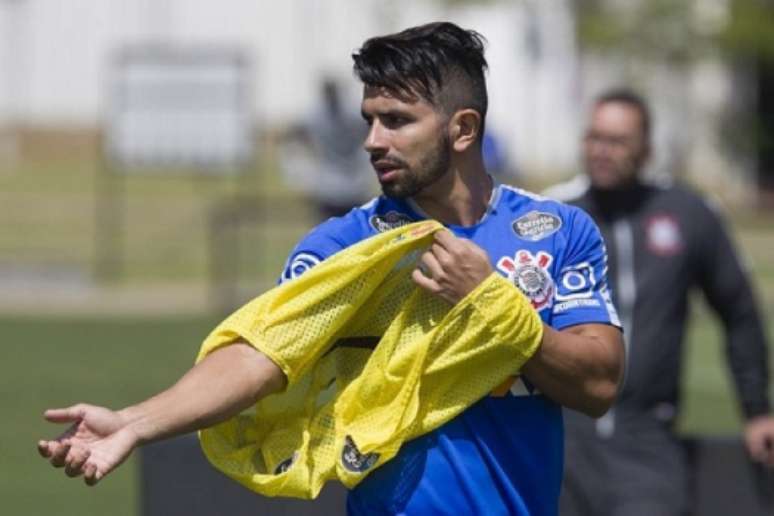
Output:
top-left (196, 221), bottom-right (544, 499)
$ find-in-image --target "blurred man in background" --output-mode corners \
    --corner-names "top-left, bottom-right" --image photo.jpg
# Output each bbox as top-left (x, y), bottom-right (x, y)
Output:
top-left (280, 77), bottom-right (374, 222)
top-left (551, 89), bottom-right (774, 516)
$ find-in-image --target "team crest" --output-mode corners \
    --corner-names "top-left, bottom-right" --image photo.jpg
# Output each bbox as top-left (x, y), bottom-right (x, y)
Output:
top-left (497, 250), bottom-right (555, 311)
top-left (369, 211), bottom-right (414, 232)
top-left (341, 435), bottom-right (379, 473)
top-left (645, 214), bottom-right (683, 256)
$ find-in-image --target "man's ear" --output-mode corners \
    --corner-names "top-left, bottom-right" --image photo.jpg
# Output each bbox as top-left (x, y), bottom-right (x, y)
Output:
top-left (449, 109), bottom-right (482, 152)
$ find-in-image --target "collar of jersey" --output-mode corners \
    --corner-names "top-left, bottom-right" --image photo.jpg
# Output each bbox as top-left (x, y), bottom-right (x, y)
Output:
top-left (400, 176), bottom-right (502, 234)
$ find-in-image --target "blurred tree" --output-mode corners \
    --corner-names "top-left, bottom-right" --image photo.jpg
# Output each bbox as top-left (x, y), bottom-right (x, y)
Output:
top-left (577, 0), bottom-right (774, 202)
top-left (576, 0), bottom-right (774, 60)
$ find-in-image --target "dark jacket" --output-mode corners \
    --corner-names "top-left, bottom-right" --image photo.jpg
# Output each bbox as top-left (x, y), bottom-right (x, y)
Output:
top-left (566, 180), bottom-right (769, 426)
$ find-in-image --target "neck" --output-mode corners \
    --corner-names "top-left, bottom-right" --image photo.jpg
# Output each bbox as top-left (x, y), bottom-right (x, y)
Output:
top-left (589, 179), bottom-right (648, 218)
top-left (411, 155), bottom-right (492, 226)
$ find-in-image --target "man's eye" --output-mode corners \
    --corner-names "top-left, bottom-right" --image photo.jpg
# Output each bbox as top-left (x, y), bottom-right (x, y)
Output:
top-left (383, 115), bottom-right (406, 128)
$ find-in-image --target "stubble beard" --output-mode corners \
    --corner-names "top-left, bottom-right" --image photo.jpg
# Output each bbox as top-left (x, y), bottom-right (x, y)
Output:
top-left (381, 133), bottom-right (451, 199)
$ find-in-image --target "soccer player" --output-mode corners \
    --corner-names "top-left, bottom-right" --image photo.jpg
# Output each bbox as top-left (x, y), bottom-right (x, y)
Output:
top-left (38, 22), bottom-right (624, 515)
top-left (550, 89), bottom-right (774, 515)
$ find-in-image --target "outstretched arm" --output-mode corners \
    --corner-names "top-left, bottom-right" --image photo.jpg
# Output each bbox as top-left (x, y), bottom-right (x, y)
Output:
top-left (37, 341), bottom-right (286, 485)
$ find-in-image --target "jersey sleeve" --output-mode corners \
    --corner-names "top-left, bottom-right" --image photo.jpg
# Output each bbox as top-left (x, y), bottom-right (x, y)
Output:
top-left (550, 207), bottom-right (621, 331)
top-left (279, 215), bottom-right (367, 283)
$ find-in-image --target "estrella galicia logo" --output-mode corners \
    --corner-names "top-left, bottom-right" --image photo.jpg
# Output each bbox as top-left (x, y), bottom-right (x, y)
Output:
top-left (273, 451), bottom-right (299, 475)
top-left (369, 211), bottom-right (414, 233)
top-left (281, 252), bottom-right (322, 283)
top-left (512, 211), bottom-right (562, 241)
top-left (341, 435), bottom-right (379, 473)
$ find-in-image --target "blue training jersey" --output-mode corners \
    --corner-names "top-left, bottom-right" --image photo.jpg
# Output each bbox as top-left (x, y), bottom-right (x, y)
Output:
top-left (280, 184), bottom-right (621, 516)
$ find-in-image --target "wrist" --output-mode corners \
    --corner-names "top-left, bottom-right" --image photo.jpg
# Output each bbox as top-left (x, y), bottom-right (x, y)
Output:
top-left (117, 405), bottom-right (153, 445)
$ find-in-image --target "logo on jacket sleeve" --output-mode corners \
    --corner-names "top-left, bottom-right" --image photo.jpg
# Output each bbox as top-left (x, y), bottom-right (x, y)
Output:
top-left (369, 211), bottom-right (414, 232)
top-left (497, 250), bottom-right (555, 311)
top-left (512, 211), bottom-right (562, 241)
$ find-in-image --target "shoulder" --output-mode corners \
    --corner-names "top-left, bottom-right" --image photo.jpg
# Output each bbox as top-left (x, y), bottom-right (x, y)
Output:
top-left (280, 196), bottom-right (419, 282)
top-left (498, 184), bottom-right (597, 234)
top-left (647, 180), bottom-right (726, 224)
top-left (496, 184), bottom-right (600, 258)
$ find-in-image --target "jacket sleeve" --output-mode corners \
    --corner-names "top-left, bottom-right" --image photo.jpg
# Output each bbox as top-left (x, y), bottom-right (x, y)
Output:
top-left (695, 200), bottom-right (770, 419)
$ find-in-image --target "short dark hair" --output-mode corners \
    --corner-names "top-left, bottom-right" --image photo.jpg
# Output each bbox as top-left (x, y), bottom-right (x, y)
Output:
top-left (352, 22), bottom-right (489, 133)
top-left (595, 88), bottom-right (652, 142)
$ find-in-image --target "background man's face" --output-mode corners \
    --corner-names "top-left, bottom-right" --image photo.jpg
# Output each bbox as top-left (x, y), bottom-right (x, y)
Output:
top-left (583, 101), bottom-right (649, 190)
top-left (361, 86), bottom-right (450, 198)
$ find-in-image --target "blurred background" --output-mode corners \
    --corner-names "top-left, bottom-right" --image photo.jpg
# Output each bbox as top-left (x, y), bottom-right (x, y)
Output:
top-left (1, 0), bottom-right (773, 514)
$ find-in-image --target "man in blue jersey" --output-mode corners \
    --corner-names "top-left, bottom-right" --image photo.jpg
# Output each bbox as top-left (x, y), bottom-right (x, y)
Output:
top-left (38, 22), bottom-right (623, 515)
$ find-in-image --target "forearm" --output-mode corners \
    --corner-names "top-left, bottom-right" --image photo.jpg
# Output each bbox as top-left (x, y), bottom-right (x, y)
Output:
top-left (119, 341), bottom-right (286, 444)
top-left (521, 323), bottom-right (623, 417)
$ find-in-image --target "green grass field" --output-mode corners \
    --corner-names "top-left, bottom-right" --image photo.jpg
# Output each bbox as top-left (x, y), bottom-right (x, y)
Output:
top-left (1, 316), bottom-right (219, 516)
top-left (3, 310), bottom-right (772, 515)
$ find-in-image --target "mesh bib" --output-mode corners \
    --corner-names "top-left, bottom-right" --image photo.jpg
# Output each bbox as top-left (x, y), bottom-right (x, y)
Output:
top-left (197, 221), bottom-right (543, 498)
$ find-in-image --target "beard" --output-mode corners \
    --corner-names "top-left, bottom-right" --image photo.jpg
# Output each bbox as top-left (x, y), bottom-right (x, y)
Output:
top-left (380, 133), bottom-right (451, 199)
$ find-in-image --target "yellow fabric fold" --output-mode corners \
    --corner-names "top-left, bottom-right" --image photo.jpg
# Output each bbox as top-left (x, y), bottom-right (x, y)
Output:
top-left (196, 221), bottom-right (543, 499)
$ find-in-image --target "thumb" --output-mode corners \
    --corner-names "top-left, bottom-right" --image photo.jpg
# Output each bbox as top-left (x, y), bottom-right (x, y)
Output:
top-left (44, 405), bottom-right (87, 424)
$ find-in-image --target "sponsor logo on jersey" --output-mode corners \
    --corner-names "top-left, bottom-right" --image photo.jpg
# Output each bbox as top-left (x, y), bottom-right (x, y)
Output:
top-left (369, 211), bottom-right (414, 233)
top-left (497, 250), bottom-right (555, 311)
top-left (554, 298), bottom-right (602, 313)
top-left (512, 211), bottom-right (562, 241)
top-left (645, 214), bottom-right (683, 256)
top-left (341, 435), bottom-right (379, 473)
top-left (281, 252), bottom-right (322, 282)
top-left (555, 262), bottom-right (596, 301)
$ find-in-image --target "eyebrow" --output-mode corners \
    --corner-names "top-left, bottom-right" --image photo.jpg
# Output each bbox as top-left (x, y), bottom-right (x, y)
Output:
top-left (361, 108), bottom-right (414, 120)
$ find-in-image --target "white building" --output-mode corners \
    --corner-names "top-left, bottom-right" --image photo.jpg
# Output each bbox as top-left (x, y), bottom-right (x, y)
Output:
top-left (0, 0), bottom-right (750, 192)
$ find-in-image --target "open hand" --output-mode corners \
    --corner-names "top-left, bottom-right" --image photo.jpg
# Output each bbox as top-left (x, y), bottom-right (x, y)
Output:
top-left (412, 229), bottom-right (493, 304)
top-left (37, 403), bottom-right (139, 485)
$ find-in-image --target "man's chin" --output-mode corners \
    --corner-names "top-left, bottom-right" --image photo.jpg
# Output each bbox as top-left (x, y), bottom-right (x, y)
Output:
top-left (381, 183), bottom-right (412, 199)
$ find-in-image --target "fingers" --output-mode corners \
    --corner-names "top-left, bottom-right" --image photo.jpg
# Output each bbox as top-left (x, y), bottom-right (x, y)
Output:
top-left (84, 463), bottom-right (103, 486)
top-left (37, 440), bottom-right (52, 458)
top-left (432, 229), bottom-right (458, 249)
top-left (418, 249), bottom-right (444, 280)
top-left (49, 441), bottom-right (72, 468)
top-left (64, 446), bottom-right (91, 478)
top-left (412, 267), bottom-right (442, 295)
top-left (44, 405), bottom-right (86, 424)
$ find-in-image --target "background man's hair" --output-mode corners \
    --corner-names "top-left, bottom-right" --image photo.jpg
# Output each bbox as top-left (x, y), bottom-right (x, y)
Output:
top-left (595, 88), bottom-right (652, 142)
top-left (352, 22), bottom-right (489, 135)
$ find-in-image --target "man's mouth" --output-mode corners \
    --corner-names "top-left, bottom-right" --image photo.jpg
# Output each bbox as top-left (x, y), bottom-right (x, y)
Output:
top-left (372, 160), bottom-right (404, 182)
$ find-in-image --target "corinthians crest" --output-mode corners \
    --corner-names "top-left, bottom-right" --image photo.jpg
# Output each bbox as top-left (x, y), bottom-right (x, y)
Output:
top-left (497, 250), bottom-right (555, 311)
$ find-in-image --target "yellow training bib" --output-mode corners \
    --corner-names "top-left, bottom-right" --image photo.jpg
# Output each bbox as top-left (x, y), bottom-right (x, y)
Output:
top-left (197, 221), bottom-right (543, 499)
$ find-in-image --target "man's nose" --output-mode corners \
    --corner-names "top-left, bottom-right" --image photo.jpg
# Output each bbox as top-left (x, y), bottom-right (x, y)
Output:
top-left (586, 138), bottom-right (609, 158)
top-left (364, 122), bottom-right (388, 154)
